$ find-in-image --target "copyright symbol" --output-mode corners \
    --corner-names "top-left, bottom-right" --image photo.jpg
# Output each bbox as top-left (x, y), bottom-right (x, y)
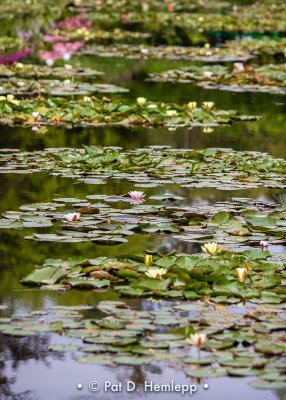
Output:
top-left (89, 381), bottom-right (100, 392)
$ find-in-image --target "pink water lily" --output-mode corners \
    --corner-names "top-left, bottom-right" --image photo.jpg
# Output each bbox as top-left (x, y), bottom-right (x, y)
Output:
top-left (128, 191), bottom-right (145, 205)
top-left (234, 62), bottom-right (245, 72)
top-left (203, 71), bottom-right (213, 78)
top-left (260, 240), bottom-right (268, 248)
top-left (64, 212), bottom-right (81, 222)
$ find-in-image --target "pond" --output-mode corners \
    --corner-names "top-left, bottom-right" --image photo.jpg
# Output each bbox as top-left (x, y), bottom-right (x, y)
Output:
top-left (0, 1), bottom-right (285, 400)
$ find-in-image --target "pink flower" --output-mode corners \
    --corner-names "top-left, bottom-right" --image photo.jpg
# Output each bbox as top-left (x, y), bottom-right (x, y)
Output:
top-left (203, 71), bottom-right (213, 79)
top-left (39, 50), bottom-right (61, 65)
top-left (168, 3), bottom-right (174, 12)
top-left (53, 41), bottom-right (84, 53)
top-left (128, 191), bottom-right (145, 205)
top-left (234, 63), bottom-right (245, 72)
top-left (260, 240), bottom-right (268, 248)
top-left (64, 212), bottom-right (80, 222)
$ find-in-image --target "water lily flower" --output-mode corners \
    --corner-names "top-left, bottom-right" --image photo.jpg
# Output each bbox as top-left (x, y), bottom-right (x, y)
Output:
top-left (32, 112), bottom-right (41, 121)
top-left (128, 191), bottom-right (145, 205)
top-left (202, 102), bottom-right (215, 110)
top-left (201, 242), bottom-right (218, 256)
top-left (137, 97), bottom-right (146, 106)
top-left (166, 110), bottom-right (177, 117)
top-left (260, 240), bottom-right (268, 248)
top-left (83, 96), bottom-right (92, 102)
top-left (234, 62), bottom-right (245, 72)
top-left (63, 79), bottom-right (71, 87)
top-left (15, 63), bottom-right (24, 69)
top-left (144, 254), bottom-right (153, 267)
top-left (205, 51), bottom-right (213, 56)
top-left (147, 104), bottom-right (157, 109)
top-left (187, 102), bottom-right (197, 110)
top-left (203, 71), bottom-right (213, 79)
top-left (7, 94), bottom-right (20, 106)
top-left (17, 81), bottom-right (24, 87)
top-left (145, 267), bottom-right (167, 280)
top-left (64, 64), bottom-right (72, 70)
top-left (64, 212), bottom-right (80, 222)
top-left (188, 333), bottom-right (207, 347)
top-left (236, 267), bottom-right (247, 283)
top-left (141, 48), bottom-right (149, 54)
top-left (203, 127), bottom-right (214, 133)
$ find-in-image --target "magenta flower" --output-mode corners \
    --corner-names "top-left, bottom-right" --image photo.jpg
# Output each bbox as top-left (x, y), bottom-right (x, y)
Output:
top-left (128, 191), bottom-right (146, 205)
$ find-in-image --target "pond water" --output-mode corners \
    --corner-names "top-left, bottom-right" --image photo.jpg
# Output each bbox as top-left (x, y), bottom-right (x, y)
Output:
top-left (0, 5), bottom-right (286, 400)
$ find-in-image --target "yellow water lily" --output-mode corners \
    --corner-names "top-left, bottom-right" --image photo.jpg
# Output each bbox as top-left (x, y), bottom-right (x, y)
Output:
top-left (187, 102), bottom-right (197, 111)
top-left (236, 268), bottom-right (247, 283)
top-left (188, 333), bottom-right (207, 347)
top-left (201, 242), bottom-right (218, 256)
top-left (144, 254), bottom-right (153, 267)
top-left (137, 97), bottom-right (147, 106)
top-left (203, 101), bottom-right (215, 110)
top-left (145, 267), bottom-right (167, 280)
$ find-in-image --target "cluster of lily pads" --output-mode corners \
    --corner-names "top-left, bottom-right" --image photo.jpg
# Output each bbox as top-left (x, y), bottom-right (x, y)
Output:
top-left (1, 146), bottom-right (284, 190)
top-left (0, 79), bottom-right (128, 97)
top-left (2, 195), bottom-right (286, 248)
top-left (148, 63), bottom-right (286, 94)
top-left (20, 248), bottom-right (285, 304)
top-left (81, 43), bottom-right (254, 62)
top-left (0, 63), bottom-right (103, 79)
top-left (0, 96), bottom-right (259, 128)
top-left (1, 300), bottom-right (285, 388)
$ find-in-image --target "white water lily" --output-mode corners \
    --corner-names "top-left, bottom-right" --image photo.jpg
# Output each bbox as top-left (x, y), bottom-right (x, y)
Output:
top-left (32, 111), bottom-right (41, 121)
top-left (137, 97), bottom-right (146, 106)
top-left (15, 63), bottom-right (24, 69)
top-left (64, 64), bottom-right (72, 70)
top-left (17, 81), bottom-right (24, 87)
top-left (202, 101), bottom-right (215, 110)
top-left (236, 267), bottom-right (247, 283)
top-left (187, 102), bottom-right (197, 110)
top-left (144, 254), bottom-right (153, 267)
top-left (188, 333), bottom-right (207, 347)
top-left (7, 94), bottom-right (19, 105)
top-left (64, 212), bottom-right (81, 222)
top-left (260, 240), bottom-right (268, 248)
top-left (147, 104), bottom-right (157, 109)
top-left (201, 242), bottom-right (218, 256)
top-left (145, 267), bottom-right (167, 280)
top-left (83, 96), bottom-right (92, 102)
top-left (166, 109), bottom-right (177, 117)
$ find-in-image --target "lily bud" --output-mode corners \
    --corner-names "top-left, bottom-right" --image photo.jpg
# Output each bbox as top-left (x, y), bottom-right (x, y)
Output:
top-left (236, 267), bottom-right (247, 283)
top-left (144, 254), bottom-right (153, 267)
